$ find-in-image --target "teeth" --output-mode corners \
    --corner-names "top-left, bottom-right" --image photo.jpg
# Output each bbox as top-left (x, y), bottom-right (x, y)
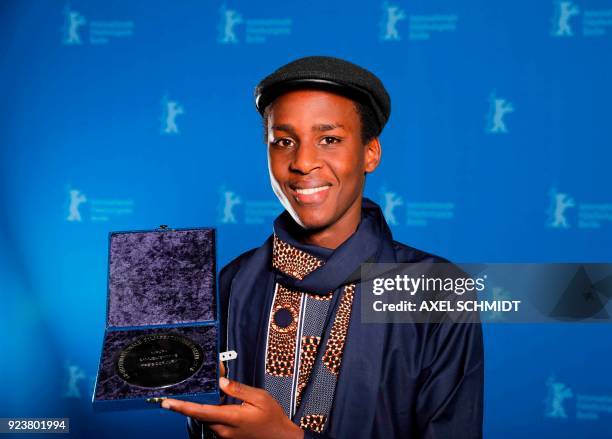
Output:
top-left (295, 186), bottom-right (330, 195)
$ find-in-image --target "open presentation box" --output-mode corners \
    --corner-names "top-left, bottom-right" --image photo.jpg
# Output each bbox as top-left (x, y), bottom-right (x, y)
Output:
top-left (92, 227), bottom-right (220, 411)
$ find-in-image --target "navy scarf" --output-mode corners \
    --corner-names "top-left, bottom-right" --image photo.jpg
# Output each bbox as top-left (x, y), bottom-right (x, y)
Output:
top-left (271, 197), bottom-right (397, 293)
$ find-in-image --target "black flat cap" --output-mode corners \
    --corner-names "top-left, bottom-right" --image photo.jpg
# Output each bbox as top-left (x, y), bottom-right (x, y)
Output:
top-left (255, 56), bottom-right (391, 135)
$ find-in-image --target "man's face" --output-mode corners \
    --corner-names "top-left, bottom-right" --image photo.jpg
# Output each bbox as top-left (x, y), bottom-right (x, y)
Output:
top-left (266, 89), bottom-right (380, 232)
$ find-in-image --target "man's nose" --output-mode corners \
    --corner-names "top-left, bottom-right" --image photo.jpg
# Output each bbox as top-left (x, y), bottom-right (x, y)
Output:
top-left (290, 142), bottom-right (321, 174)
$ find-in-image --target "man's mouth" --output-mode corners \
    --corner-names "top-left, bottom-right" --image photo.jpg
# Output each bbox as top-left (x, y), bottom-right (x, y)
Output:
top-left (289, 183), bottom-right (332, 204)
top-left (294, 186), bottom-right (330, 195)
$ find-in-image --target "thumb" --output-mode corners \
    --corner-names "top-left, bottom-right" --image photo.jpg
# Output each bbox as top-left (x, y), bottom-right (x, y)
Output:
top-left (219, 377), bottom-right (266, 406)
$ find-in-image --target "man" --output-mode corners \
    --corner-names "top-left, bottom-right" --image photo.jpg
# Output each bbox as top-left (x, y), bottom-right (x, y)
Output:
top-left (161, 56), bottom-right (484, 438)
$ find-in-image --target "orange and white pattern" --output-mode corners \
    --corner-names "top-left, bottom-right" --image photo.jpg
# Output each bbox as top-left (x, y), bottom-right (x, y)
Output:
top-left (322, 284), bottom-right (356, 375)
top-left (272, 234), bottom-right (324, 280)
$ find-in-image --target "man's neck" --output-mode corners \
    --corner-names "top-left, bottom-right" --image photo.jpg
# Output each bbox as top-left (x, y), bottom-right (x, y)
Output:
top-left (299, 198), bottom-right (362, 250)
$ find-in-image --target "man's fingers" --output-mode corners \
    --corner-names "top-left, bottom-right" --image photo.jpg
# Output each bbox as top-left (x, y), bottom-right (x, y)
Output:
top-left (161, 398), bottom-right (239, 425)
top-left (220, 360), bottom-right (226, 378)
top-left (208, 423), bottom-right (235, 438)
top-left (219, 377), bottom-right (266, 406)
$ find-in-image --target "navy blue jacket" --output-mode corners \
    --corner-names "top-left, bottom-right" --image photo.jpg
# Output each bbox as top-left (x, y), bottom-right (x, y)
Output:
top-left (187, 236), bottom-right (484, 438)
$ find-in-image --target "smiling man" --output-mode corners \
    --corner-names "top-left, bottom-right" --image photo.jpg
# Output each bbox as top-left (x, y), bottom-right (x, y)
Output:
top-left (161, 56), bottom-right (484, 438)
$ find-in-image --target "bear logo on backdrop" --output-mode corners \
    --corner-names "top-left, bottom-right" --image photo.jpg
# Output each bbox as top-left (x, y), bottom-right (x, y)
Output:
top-left (546, 188), bottom-right (612, 230)
top-left (220, 189), bottom-right (241, 224)
top-left (160, 95), bottom-right (184, 135)
top-left (550, 0), bottom-right (612, 39)
top-left (545, 375), bottom-right (574, 419)
top-left (380, 2), bottom-right (406, 41)
top-left (382, 191), bottom-right (404, 226)
top-left (65, 187), bottom-right (134, 223)
top-left (552, 1), bottom-right (581, 37)
top-left (547, 188), bottom-right (575, 229)
top-left (62, 362), bottom-right (87, 399)
top-left (62, 361), bottom-right (97, 403)
top-left (543, 375), bottom-right (612, 422)
top-left (378, 1), bottom-right (458, 42)
top-left (60, 2), bottom-right (134, 46)
top-left (486, 92), bottom-right (514, 134)
top-left (379, 188), bottom-right (455, 228)
top-left (62, 5), bottom-right (86, 45)
top-left (217, 186), bottom-right (282, 225)
top-left (218, 4), bottom-right (243, 44)
top-left (216, 3), bottom-right (292, 44)
top-left (67, 189), bottom-right (87, 222)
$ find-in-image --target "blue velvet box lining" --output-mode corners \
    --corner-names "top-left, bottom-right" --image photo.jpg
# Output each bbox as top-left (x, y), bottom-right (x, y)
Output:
top-left (107, 228), bottom-right (216, 327)
top-left (94, 325), bottom-right (218, 401)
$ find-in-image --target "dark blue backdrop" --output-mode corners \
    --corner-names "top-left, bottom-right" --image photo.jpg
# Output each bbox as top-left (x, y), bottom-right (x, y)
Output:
top-left (1, 0), bottom-right (611, 437)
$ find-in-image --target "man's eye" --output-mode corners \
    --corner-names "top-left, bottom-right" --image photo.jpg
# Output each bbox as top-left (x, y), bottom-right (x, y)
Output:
top-left (321, 136), bottom-right (340, 145)
top-left (272, 138), bottom-right (294, 148)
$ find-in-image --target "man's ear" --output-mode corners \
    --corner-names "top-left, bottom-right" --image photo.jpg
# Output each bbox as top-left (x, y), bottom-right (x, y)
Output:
top-left (364, 137), bottom-right (382, 173)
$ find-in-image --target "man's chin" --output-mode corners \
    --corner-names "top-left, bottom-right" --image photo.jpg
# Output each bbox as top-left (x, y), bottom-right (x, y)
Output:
top-left (287, 206), bottom-right (334, 231)
top-left (298, 220), bottom-right (331, 231)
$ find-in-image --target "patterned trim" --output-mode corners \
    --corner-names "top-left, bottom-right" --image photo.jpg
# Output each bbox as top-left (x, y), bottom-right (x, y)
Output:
top-left (296, 336), bottom-right (321, 407)
top-left (306, 291), bottom-right (334, 301)
top-left (265, 234), bottom-right (357, 435)
top-left (300, 414), bottom-right (327, 433)
top-left (265, 285), bottom-right (302, 377)
top-left (272, 234), bottom-right (324, 280)
top-left (322, 284), bottom-right (356, 375)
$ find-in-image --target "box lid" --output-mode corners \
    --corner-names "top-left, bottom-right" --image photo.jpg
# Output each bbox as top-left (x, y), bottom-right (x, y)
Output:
top-left (107, 228), bottom-right (216, 328)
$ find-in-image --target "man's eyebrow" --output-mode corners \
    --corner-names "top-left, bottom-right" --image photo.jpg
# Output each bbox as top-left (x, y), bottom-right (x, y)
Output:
top-left (271, 124), bottom-right (295, 133)
top-left (313, 123), bottom-right (345, 132)
top-left (270, 123), bottom-right (345, 133)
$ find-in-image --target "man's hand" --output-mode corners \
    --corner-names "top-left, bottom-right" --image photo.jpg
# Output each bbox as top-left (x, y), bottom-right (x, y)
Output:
top-left (161, 377), bottom-right (304, 439)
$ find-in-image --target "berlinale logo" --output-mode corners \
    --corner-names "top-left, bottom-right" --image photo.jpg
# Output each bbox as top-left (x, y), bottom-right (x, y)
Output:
top-left (545, 375), bottom-right (573, 418)
top-left (382, 190), bottom-right (404, 226)
top-left (67, 189), bottom-right (87, 222)
top-left (61, 5), bottom-right (86, 45)
top-left (486, 92), bottom-right (514, 134)
top-left (62, 361), bottom-right (87, 398)
top-left (379, 2), bottom-right (406, 41)
top-left (219, 188), bottom-right (241, 224)
top-left (160, 95), bottom-right (184, 135)
top-left (551, 1), bottom-right (580, 37)
top-left (218, 4), bottom-right (243, 44)
top-left (547, 188), bottom-right (575, 228)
